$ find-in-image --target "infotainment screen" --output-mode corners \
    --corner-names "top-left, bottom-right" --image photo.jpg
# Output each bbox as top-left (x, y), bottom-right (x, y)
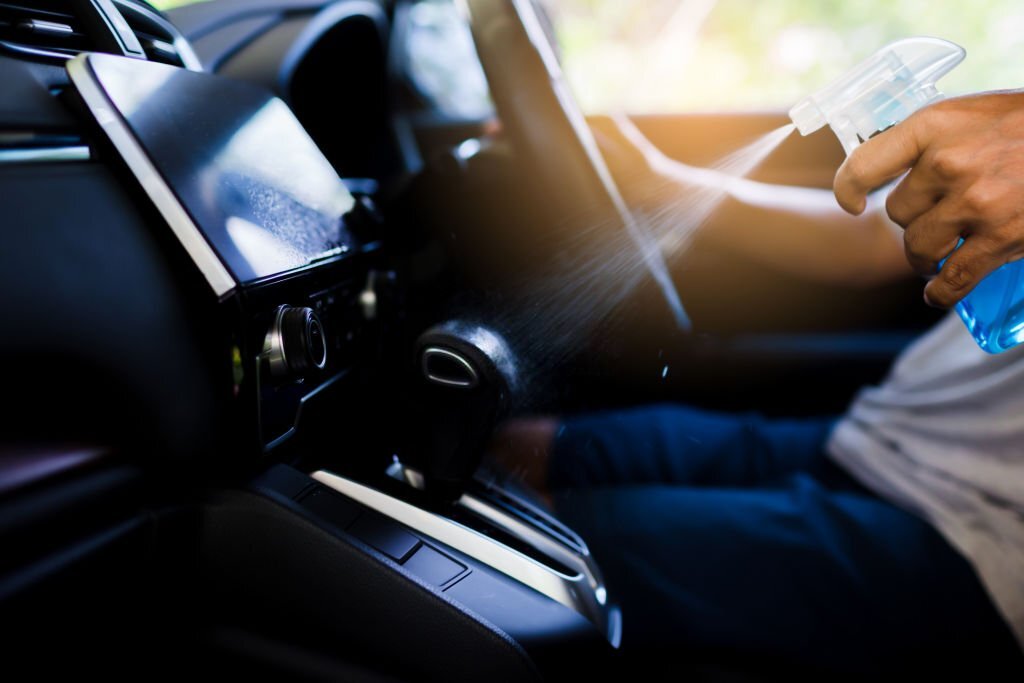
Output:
top-left (68, 53), bottom-right (356, 295)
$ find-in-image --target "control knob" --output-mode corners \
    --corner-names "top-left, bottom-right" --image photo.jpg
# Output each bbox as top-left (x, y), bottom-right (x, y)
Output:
top-left (263, 306), bottom-right (328, 381)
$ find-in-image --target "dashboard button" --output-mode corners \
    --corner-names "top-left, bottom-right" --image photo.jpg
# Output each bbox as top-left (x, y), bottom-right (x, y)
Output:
top-left (402, 545), bottom-right (466, 587)
top-left (348, 512), bottom-right (421, 563)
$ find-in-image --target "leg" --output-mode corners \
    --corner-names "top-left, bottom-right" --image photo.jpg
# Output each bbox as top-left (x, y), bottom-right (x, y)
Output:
top-left (490, 404), bottom-right (844, 493)
top-left (548, 404), bottom-right (841, 490)
top-left (555, 477), bottom-right (1022, 677)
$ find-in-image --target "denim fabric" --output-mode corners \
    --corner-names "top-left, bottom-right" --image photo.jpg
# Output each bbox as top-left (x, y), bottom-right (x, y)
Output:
top-left (548, 404), bottom-right (1022, 677)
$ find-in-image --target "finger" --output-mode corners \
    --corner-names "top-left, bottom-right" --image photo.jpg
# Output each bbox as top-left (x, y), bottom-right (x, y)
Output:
top-left (834, 114), bottom-right (931, 215)
top-left (923, 237), bottom-right (1003, 308)
top-left (902, 200), bottom-right (965, 275)
top-left (885, 165), bottom-right (943, 228)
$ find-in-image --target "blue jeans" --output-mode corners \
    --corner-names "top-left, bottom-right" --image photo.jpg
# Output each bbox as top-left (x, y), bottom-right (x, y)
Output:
top-left (548, 405), bottom-right (1021, 677)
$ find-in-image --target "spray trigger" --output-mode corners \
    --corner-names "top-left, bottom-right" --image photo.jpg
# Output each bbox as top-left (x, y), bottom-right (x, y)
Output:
top-left (789, 37), bottom-right (965, 154)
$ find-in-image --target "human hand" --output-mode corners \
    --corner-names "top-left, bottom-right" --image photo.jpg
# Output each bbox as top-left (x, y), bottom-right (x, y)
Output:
top-left (833, 90), bottom-right (1024, 307)
top-left (487, 417), bottom-right (559, 509)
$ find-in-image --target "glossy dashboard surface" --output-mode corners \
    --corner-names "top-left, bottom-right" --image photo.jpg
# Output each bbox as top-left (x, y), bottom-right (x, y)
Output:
top-left (76, 53), bottom-right (356, 285)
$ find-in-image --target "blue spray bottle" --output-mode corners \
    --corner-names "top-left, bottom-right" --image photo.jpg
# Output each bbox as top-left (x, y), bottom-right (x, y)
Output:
top-left (789, 38), bottom-right (1024, 353)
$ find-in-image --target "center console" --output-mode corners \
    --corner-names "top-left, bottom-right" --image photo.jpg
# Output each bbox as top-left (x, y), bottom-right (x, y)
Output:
top-left (233, 316), bottom-right (622, 676)
top-left (244, 462), bottom-right (621, 678)
top-left (69, 52), bottom-right (386, 451)
top-left (68, 53), bottom-right (621, 679)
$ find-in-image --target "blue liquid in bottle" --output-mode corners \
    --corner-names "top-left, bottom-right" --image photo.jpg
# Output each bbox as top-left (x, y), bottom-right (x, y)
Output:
top-left (953, 258), bottom-right (1024, 353)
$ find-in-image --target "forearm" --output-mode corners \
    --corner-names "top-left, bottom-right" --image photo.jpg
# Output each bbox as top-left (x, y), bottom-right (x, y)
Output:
top-left (712, 181), bottom-right (911, 287)
top-left (593, 113), bottom-right (914, 288)
top-left (659, 161), bottom-right (913, 287)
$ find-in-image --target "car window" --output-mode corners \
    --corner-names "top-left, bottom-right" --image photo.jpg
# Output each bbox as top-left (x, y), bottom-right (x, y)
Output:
top-left (148, 0), bottom-right (205, 9)
top-left (405, 0), bottom-right (494, 119)
top-left (545, 0), bottom-right (1024, 113)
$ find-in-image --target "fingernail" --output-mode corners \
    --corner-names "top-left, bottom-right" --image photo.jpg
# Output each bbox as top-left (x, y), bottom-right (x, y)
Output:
top-left (923, 290), bottom-right (948, 308)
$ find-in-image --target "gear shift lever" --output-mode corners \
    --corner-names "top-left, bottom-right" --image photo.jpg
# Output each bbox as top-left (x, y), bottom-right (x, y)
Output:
top-left (414, 320), bottom-right (519, 507)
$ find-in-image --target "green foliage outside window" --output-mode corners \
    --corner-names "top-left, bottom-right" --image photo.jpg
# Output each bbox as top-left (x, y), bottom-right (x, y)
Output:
top-left (147, 0), bottom-right (1024, 115)
top-left (148, 0), bottom-right (207, 10)
top-left (547, 0), bottom-right (1024, 113)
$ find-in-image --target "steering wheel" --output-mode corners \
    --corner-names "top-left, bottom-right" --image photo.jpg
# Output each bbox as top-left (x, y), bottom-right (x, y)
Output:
top-left (462, 0), bottom-right (689, 329)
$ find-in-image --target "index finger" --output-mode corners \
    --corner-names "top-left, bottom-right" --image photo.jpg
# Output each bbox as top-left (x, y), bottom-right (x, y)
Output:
top-left (833, 114), bottom-right (930, 215)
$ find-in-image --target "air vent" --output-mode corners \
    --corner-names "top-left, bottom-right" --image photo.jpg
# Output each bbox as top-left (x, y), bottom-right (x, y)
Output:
top-left (114, 0), bottom-right (200, 69)
top-left (0, 1), bottom-right (92, 56)
top-left (114, 0), bottom-right (190, 68)
top-left (0, 0), bottom-right (201, 70)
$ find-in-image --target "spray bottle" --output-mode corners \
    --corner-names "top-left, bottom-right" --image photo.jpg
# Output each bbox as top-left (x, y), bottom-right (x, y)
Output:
top-left (790, 38), bottom-right (1024, 353)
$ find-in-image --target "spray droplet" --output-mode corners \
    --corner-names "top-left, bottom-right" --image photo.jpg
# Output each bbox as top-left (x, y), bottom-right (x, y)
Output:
top-left (482, 123), bottom-right (796, 384)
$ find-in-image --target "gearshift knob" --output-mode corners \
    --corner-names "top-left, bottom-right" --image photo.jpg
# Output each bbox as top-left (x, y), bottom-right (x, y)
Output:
top-left (415, 321), bottom-right (519, 505)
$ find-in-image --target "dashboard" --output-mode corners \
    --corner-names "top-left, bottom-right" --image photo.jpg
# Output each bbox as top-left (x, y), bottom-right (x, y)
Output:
top-left (0, 0), bottom-right (426, 456)
top-left (0, 2), bottom-right (626, 680)
top-left (70, 51), bottom-right (385, 448)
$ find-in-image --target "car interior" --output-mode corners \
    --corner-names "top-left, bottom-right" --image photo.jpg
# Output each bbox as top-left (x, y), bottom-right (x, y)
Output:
top-left (0, 0), bottom-right (947, 679)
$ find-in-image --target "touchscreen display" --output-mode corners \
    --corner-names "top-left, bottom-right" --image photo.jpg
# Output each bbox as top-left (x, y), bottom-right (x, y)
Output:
top-left (73, 54), bottom-right (355, 285)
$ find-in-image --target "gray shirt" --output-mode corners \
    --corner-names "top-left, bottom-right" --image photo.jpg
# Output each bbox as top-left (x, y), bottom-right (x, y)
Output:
top-left (829, 312), bottom-right (1024, 647)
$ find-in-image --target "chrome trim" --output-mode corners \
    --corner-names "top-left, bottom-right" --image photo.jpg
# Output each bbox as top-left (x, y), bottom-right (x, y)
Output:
top-left (312, 469), bottom-right (620, 644)
top-left (420, 321), bottom-right (520, 394)
top-left (0, 3), bottom-right (204, 72)
top-left (112, 0), bottom-right (204, 72)
top-left (459, 493), bottom-right (606, 596)
top-left (262, 306), bottom-right (293, 381)
top-left (0, 146), bottom-right (90, 164)
top-left (67, 53), bottom-right (236, 299)
top-left (171, 33), bottom-right (203, 72)
top-left (261, 306), bottom-right (328, 381)
top-left (389, 461), bottom-right (605, 599)
top-left (359, 276), bottom-right (378, 320)
top-left (21, 20), bottom-right (75, 37)
top-left (386, 458), bottom-right (426, 490)
top-left (421, 346), bottom-right (479, 388)
top-left (0, 40), bottom-right (75, 62)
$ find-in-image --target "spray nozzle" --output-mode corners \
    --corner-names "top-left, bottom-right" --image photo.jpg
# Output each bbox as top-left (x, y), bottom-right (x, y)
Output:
top-left (789, 37), bottom-right (966, 154)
